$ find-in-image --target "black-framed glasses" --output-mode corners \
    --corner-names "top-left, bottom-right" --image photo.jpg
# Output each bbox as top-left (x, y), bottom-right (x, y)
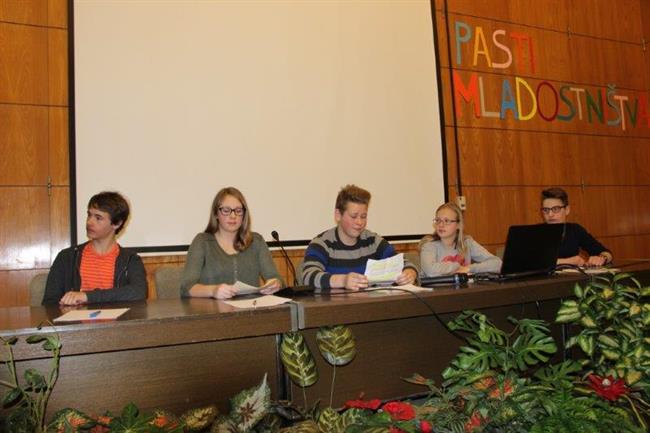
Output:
top-left (433, 218), bottom-right (459, 225)
top-left (218, 207), bottom-right (246, 216)
top-left (541, 205), bottom-right (566, 214)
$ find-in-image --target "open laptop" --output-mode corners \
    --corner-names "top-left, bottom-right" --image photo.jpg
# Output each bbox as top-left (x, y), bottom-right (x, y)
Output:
top-left (481, 223), bottom-right (564, 280)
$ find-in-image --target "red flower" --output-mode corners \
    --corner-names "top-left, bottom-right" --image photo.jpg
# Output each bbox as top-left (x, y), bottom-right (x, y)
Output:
top-left (420, 420), bottom-right (433, 433)
top-left (382, 401), bottom-right (416, 421)
top-left (473, 376), bottom-right (496, 391)
top-left (343, 398), bottom-right (382, 410)
top-left (488, 379), bottom-right (514, 399)
top-left (464, 411), bottom-right (484, 433)
top-left (390, 427), bottom-right (407, 433)
top-left (588, 374), bottom-right (628, 401)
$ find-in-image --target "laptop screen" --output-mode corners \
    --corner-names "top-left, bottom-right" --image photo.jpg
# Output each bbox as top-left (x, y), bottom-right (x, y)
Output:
top-left (500, 224), bottom-right (564, 276)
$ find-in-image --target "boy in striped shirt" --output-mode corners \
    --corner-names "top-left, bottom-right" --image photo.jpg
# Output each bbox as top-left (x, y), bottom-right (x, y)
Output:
top-left (300, 184), bottom-right (418, 292)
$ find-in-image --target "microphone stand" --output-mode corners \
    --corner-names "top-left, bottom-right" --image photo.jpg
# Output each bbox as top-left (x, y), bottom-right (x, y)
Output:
top-left (271, 230), bottom-right (298, 286)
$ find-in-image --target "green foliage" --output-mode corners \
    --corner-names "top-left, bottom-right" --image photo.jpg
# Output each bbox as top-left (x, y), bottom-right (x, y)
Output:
top-left (278, 326), bottom-right (357, 421)
top-left (280, 332), bottom-right (318, 388)
top-left (533, 360), bottom-right (582, 391)
top-left (556, 273), bottom-right (650, 425)
top-left (316, 407), bottom-right (340, 433)
top-left (0, 326), bottom-right (62, 433)
top-left (228, 375), bottom-right (270, 432)
top-left (46, 408), bottom-right (94, 432)
top-left (556, 273), bottom-right (650, 401)
top-left (277, 419), bottom-right (318, 433)
top-left (211, 416), bottom-right (238, 433)
top-left (180, 404), bottom-right (218, 432)
top-left (335, 407), bottom-right (365, 433)
top-left (442, 312), bottom-right (557, 386)
top-left (316, 326), bottom-right (356, 366)
top-left (529, 392), bottom-right (644, 433)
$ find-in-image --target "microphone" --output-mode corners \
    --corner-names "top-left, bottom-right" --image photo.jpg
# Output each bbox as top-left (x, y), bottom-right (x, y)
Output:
top-left (271, 230), bottom-right (299, 287)
top-left (420, 273), bottom-right (469, 287)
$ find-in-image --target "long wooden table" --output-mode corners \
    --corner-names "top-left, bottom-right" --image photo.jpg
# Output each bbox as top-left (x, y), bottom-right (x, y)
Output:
top-left (0, 299), bottom-right (295, 417)
top-left (1, 263), bottom-right (648, 417)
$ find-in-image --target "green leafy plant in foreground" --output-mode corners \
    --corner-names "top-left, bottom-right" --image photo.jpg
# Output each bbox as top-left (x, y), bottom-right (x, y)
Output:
top-left (277, 325), bottom-right (357, 430)
top-left (340, 309), bottom-right (643, 433)
top-left (0, 326), bottom-right (61, 433)
top-left (556, 272), bottom-right (650, 428)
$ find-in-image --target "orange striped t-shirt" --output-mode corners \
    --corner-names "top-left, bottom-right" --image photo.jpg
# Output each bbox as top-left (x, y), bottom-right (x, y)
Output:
top-left (80, 243), bottom-right (119, 291)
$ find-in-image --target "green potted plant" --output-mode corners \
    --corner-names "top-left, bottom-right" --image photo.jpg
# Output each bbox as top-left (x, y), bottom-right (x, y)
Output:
top-left (556, 272), bottom-right (650, 429)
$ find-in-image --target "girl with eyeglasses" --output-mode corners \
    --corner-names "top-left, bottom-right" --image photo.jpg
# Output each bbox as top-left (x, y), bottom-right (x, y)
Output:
top-left (181, 187), bottom-right (283, 299)
top-left (419, 202), bottom-right (501, 277)
top-left (541, 187), bottom-right (612, 267)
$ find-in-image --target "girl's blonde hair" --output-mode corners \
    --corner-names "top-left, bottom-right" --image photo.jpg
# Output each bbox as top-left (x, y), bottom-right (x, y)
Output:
top-left (421, 202), bottom-right (467, 255)
top-left (204, 187), bottom-right (253, 252)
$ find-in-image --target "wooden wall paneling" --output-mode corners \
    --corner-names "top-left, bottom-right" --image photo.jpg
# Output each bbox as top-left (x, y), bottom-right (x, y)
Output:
top-left (443, 16), bottom-right (571, 83)
top-left (0, 0), bottom-right (48, 26)
top-left (0, 23), bottom-right (48, 104)
top-left (48, 27), bottom-right (67, 106)
top-left (49, 107), bottom-right (69, 185)
top-left (605, 234), bottom-right (650, 260)
top-left (444, 0), bottom-right (569, 32)
top-left (568, 0), bottom-right (642, 43)
top-left (634, 186), bottom-right (650, 233)
top-left (568, 35), bottom-right (645, 91)
top-left (434, 10), bottom-right (450, 68)
top-left (444, 126), bottom-right (458, 188)
top-left (438, 68), bottom-right (455, 126)
top-left (0, 105), bottom-right (49, 185)
top-left (643, 0), bottom-right (650, 92)
top-left (580, 186), bottom-right (647, 238)
top-left (577, 135), bottom-right (650, 185)
top-left (449, 71), bottom-right (577, 133)
top-left (0, 269), bottom-right (42, 307)
top-left (448, 68), bottom-right (650, 137)
top-left (643, 0), bottom-right (650, 36)
top-left (49, 187), bottom-right (70, 266)
top-left (272, 253), bottom-right (289, 286)
top-left (457, 128), bottom-right (581, 186)
top-left (48, 0), bottom-right (68, 28)
top-left (0, 188), bottom-right (51, 271)
top-left (645, 53), bottom-right (650, 92)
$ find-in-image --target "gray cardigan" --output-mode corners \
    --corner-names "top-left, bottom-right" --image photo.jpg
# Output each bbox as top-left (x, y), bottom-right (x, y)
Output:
top-left (180, 232), bottom-right (282, 297)
top-left (419, 236), bottom-right (502, 277)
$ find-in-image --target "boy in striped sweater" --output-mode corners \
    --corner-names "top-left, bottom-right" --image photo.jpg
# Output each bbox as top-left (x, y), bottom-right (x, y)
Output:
top-left (300, 184), bottom-right (418, 292)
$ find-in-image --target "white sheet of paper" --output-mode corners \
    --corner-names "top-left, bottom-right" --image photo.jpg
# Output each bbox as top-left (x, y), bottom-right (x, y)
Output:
top-left (556, 267), bottom-right (619, 275)
top-left (365, 253), bottom-right (404, 284)
top-left (54, 308), bottom-right (129, 322)
top-left (234, 280), bottom-right (261, 296)
top-left (370, 284), bottom-right (432, 294)
top-left (224, 295), bottom-right (292, 309)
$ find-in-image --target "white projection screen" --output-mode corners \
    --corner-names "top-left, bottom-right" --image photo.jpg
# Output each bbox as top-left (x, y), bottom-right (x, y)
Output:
top-left (73, 0), bottom-right (445, 249)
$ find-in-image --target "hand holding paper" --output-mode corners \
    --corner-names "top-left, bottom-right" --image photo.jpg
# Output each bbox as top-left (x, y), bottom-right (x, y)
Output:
top-left (364, 253), bottom-right (404, 286)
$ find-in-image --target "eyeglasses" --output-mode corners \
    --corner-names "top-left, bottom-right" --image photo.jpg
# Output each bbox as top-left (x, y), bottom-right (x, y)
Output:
top-left (218, 207), bottom-right (246, 216)
top-left (433, 218), bottom-right (459, 225)
top-left (541, 205), bottom-right (566, 214)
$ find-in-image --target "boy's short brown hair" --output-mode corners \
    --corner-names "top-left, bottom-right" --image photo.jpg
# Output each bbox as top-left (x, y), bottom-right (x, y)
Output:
top-left (88, 191), bottom-right (130, 234)
top-left (541, 187), bottom-right (569, 206)
top-left (335, 184), bottom-right (371, 213)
